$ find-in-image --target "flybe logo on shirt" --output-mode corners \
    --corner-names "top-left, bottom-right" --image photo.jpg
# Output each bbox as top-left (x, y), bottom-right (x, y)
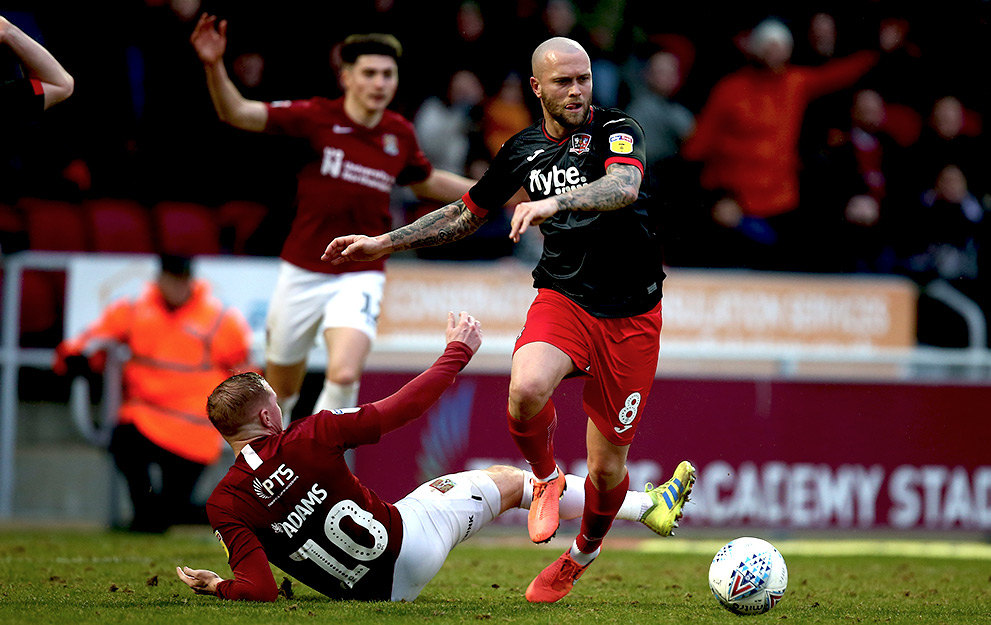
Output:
top-left (528, 165), bottom-right (588, 197)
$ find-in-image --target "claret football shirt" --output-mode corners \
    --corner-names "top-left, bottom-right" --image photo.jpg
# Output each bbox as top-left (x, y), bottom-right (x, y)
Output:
top-left (265, 97), bottom-right (432, 274)
top-left (207, 341), bottom-right (473, 601)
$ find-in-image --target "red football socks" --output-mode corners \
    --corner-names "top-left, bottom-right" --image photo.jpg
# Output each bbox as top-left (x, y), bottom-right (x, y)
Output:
top-left (575, 471), bottom-right (630, 554)
top-left (507, 400), bottom-right (558, 479)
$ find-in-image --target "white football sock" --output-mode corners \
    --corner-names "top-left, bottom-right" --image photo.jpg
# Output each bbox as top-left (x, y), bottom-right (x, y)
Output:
top-left (559, 474), bottom-right (587, 520)
top-left (520, 473), bottom-right (650, 522)
top-left (570, 541), bottom-right (600, 565)
top-left (314, 379), bottom-right (359, 413)
top-left (617, 490), bottom-right (653, 522)
top-left (520, 471), bottom-right (582, 516)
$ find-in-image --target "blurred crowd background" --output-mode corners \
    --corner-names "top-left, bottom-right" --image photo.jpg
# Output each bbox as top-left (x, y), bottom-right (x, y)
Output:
top-left (2, 0), bottom-right (989, 349)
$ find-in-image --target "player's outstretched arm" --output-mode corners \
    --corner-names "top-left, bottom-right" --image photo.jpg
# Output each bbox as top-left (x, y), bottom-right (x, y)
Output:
top-left (408, 169), bottom-right (476, 204)
top-left (365, 312), bottom-right (481, 436)
top-left (190, 13), bottom-right (267, 132)
top-left (0, 15), bottom-right (73, 109)
top-left (322, 199), bottom-right (486, 264)
top-left (509, 162), bottom-right (641, 241)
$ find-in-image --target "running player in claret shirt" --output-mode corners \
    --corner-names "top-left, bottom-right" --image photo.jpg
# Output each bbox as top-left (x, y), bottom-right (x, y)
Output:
top-left (323, 37), bottom-right (695, 603)
top-left (176, 312), bottom-right (674, 602)
top-left (191, 15), bottom-right (475, 424)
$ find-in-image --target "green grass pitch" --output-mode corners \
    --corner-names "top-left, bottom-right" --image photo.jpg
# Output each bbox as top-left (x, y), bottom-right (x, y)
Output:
top-left (1, 528), bottom-right (989, 624)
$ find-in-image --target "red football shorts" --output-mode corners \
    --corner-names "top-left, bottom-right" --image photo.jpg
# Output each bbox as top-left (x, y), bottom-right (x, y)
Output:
top-left (514, 288), bottom-right (662, 446)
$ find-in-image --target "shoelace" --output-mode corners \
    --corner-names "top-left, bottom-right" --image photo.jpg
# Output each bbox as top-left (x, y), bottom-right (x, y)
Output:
top-left (558, 556), bottom-right (586, 583)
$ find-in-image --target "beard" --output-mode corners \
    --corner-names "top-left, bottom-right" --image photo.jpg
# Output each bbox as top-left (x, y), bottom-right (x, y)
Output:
top-left (541, 93), bottom-right (589, 130)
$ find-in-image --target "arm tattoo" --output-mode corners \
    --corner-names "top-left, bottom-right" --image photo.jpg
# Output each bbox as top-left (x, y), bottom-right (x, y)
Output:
top-left (388, 199), bottom-right (486, 252)
top-left (555, 163), bottom-right (641, 212)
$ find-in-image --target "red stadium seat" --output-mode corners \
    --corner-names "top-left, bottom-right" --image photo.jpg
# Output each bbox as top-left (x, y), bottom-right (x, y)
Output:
top-left (0, 202), bottom-right (27, 253)
top-left (153, 201), bottom-right (221, 256)
top-left (86, 198), bottom-right (156, 253)
top-left (19, 197), bottom-right (91, 251)
top-left (16, 269), bottom-right (65, 346)
top-left (218, 200), bottom-right (269, 255)
top-left (0, 202), bottom-right (23, 234)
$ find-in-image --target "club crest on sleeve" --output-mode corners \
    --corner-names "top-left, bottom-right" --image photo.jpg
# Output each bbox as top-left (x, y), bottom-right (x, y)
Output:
top-left (570, 133), bottom-right (592, 154)
top-left (429, 477), bottom-right (456, 493)
top-left (382, 134), bottom-right (399, 156)
top-left (609, 132), bottom-right (634, 154)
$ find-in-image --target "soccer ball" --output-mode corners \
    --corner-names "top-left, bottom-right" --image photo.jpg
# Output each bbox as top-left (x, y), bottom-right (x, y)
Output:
top-left (708, 537), bottom-right (788, 615)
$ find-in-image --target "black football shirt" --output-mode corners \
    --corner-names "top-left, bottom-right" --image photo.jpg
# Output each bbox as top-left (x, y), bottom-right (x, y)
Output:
top-left (464, 106), bottom-right (665, 318)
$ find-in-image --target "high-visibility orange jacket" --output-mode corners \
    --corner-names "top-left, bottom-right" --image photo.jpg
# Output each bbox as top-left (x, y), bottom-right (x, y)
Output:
top-left (682, 52), bottom-right (878, 217)
top-left (55, 280), bottom-right (254, 465)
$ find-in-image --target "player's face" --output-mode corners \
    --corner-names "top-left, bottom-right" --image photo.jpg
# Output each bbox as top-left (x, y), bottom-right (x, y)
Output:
top-left (533, 50), bottom-right (592, 131)
top-left (342, 54), bottom-right (399, 114)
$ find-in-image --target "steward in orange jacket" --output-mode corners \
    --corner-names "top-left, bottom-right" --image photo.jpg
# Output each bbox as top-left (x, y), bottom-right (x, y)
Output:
top-left (54, 255), bottom-right (254, 532)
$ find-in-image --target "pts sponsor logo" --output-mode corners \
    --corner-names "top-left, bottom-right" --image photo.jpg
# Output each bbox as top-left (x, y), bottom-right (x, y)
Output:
top-left (528, 165), bottom-right (588, 197)
top-left (253, 463), bottom-right (298, 503)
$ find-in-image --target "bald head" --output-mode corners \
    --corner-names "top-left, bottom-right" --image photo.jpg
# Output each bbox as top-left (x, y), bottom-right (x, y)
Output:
top-left (529, 37), bottom-right (593, 135)
top-left (531, 37), bottom-right (589, 79)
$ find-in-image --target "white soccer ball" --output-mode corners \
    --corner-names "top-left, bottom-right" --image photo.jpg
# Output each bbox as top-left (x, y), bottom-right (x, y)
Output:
top-left (708, 537), bottom-right (788, 615)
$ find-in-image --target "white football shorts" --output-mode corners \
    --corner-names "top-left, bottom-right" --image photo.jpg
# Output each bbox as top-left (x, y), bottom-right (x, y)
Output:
top-left (391, 470), bottom-right (502, 601)
top-left (265, 260), bottom-right (385, 365)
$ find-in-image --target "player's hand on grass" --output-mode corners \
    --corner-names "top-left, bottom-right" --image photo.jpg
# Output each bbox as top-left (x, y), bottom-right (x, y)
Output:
top-left (321, 234), bottom-right (390, 264)
top-left (446, 311), bottom-right (482, 354)
top-left (176, 565), bottom-right (222, 595)
top-left (190, 13), bottom-right (227, 66)
top-left (509, 197), bottom-right (559, 242)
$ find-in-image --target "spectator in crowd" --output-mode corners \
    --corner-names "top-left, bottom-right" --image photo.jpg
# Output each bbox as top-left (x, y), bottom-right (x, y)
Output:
top-left (626, 49), bottom-right (694, 194)
top-left (0, 13), bottom-right (73, 114)
top-left (795, 12), bottom-right (853, 162)
top-left (412, 68), bottom-right (518, 261)
top-left (191, 15), bottom-right (475, 425)
top-left (859, 15), bottom-right (926, 115)
top-left (904, 164), bottom-right (989, 348)
top-left (805, 89), bottom-right (909, 273)
top-left (413, 69), bottom-right (486, 176)
top-left (481, 71), bottom-right (533, 168)
top-left (909, 95), bottom-right (987, 202)
top-left (681, 16), bottom-right (879, 270)
top-left (624, 48), bottom-right (696, 266)
top-left (52, 255), bottom-right (255, 533)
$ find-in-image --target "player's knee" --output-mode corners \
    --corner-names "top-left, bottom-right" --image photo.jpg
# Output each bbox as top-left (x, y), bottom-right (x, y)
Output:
top-left (585, 459), bottom-right (627, 490)
top-left (480, 465), bottom-right (524, 512)
top-left (483, 464), bottom-right (521, 480)
top-left (325, 366), bottom-right (360, 386)
top-left (508, 378), bottom-right (553, 416)
top-left (268, 378), bottom-right (299, 399)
